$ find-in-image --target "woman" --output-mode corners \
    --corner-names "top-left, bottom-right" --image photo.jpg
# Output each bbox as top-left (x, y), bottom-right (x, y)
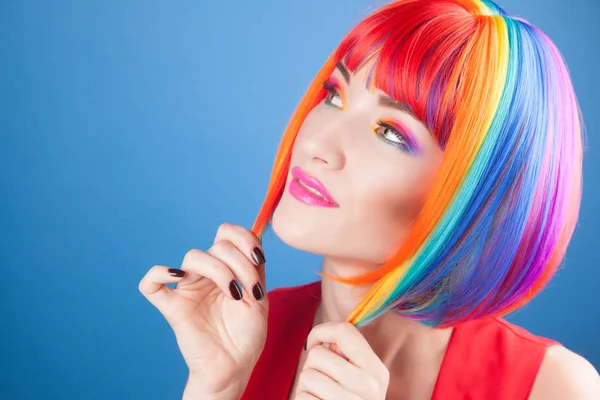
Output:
top-left (138, 0), bottom-right (600, 398)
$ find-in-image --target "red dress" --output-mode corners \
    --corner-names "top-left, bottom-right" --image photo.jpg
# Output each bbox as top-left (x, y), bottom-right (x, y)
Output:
top-left (241, 280), bottom-right (559, 400)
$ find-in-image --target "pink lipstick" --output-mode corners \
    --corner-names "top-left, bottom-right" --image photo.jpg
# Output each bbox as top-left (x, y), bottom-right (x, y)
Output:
top-left (289, 166), bottom-right (339, 208)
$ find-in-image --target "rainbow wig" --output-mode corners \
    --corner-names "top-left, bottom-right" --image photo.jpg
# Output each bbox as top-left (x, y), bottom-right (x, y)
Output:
top-left (251, 0), bottom-right (585, 329)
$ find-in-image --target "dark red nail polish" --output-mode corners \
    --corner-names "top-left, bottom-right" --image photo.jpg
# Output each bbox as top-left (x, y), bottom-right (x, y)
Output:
top-left (168, 268), bottom-right (185, 278)
top-left (253, 282), bottom-right (264, 301)
top-left (251, 247), bottom-right (266, 265)
top-left (229, 280), bottom-right (243, 300)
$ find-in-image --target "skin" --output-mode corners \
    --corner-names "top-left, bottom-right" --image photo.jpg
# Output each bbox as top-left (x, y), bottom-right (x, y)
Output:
top-left (270, 59), bottom-right (600, 399)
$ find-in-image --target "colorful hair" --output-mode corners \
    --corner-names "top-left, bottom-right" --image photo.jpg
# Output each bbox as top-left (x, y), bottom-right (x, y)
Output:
top-left (251, 0), bottom-right (585, 328)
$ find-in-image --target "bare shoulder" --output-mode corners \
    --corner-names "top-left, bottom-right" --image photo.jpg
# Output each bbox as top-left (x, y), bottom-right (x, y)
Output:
top-left (529, 344), bottom-right (600, 399)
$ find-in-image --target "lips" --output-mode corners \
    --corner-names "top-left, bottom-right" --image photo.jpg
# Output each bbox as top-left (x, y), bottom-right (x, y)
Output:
top-left (291, 166), bottom-right (338, 206)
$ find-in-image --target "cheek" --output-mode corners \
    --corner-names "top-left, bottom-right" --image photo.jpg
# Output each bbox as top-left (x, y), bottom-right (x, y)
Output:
top-left (347, 160), bottom-right (439, 261)
top-left (294, 103), bottom-right (331, 139)
top-left (355, 165), bottom-right (433, 222)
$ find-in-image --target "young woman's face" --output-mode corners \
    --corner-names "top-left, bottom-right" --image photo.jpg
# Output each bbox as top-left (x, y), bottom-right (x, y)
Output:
top-left (272, 59), bottom-right (444, 271)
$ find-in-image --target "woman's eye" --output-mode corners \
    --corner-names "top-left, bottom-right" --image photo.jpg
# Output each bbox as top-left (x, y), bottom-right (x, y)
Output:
top-left (323, 82), bottom-right (343, 108)
top-left (374, 123), bottom-right (409, 149)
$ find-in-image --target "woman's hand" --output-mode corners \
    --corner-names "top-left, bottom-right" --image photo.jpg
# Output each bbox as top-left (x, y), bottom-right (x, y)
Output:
top-left (138, 222), bottom-right (269, 398)
top-left (294, 321), bottom-right (390, 400)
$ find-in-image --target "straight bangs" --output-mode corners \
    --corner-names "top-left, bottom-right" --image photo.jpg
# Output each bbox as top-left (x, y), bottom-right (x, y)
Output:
top-left (251, 0), bottom-right (584, 329)
top-left (335, 0), bottom-right (478, 148)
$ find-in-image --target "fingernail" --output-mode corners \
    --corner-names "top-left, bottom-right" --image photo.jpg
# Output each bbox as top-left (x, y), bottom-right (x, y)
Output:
top-left (168, 268), bottom-right (185, 278)
top-left (252, 282), bottom-right (264, 301)
top-left (229, 280), bottom-right (243, 300)
top-left (251, 247), bottom-right (266, 265)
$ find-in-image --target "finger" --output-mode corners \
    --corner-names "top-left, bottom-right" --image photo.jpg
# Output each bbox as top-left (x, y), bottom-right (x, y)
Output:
top-left (138, 265), bottom-right (187, 314)
top-left (329, 343), bottom-right (349, 361)
top-left (213, 222), bottom-right (266, 286)
top-left (306, 322), bottom-right (376, 371)
top-left (208, 240), bottom-right (266, 302)
top-left (177, 248), bottom-right (244, 301)
top-left (295, 368), bottom-right (359, 400)
top-left (302, 344), bottom-right (364, 393)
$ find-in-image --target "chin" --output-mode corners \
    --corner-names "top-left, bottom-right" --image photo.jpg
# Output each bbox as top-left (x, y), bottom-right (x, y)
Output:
top-left (271, 194), bottom-right (403, 266)
top-left (271, 199), bottom-right (345, 257)
top-left (271, 202), bottom-right (320, 252)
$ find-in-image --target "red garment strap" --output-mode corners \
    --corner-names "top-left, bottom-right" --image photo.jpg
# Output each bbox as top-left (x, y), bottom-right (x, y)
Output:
top-left (431, 317), bottom-right (560, 399)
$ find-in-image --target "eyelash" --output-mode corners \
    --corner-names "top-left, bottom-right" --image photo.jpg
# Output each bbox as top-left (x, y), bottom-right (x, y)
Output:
top-left (374, 120), bottom-right (410, 150)
top-left (322, 80), bottom-right (411, 152)
top-left (322, 81), bottom-right (342, 108)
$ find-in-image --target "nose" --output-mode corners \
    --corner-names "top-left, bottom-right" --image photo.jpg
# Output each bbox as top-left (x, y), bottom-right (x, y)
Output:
top-left (298, 116), bottom-right (348, 171)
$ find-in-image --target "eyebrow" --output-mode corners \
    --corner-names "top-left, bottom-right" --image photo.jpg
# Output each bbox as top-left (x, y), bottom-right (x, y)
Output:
top-left (335, 60), bottom-right (417, 118)
top-left (378, 95), bottom-right (415, 116)
top-left (335, 61), bottom-right (351, 84)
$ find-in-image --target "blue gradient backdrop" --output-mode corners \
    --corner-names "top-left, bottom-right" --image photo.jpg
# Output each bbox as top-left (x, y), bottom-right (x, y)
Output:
top-left (1, 0), bottom-right (598, 398)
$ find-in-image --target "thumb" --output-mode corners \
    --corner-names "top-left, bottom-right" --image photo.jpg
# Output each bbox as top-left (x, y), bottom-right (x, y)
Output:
top-left (138, 265), bottom-right (184, 315)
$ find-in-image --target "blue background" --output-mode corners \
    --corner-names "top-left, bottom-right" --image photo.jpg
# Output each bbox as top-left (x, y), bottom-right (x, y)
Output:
top-left (1, 0), bottom-right (598, 398)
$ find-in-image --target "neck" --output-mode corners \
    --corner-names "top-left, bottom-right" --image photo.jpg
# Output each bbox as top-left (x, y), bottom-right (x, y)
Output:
top-left (312, 256), bottom-right (454, 397)
top-left (314, 256), bottom-right (435, 338)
